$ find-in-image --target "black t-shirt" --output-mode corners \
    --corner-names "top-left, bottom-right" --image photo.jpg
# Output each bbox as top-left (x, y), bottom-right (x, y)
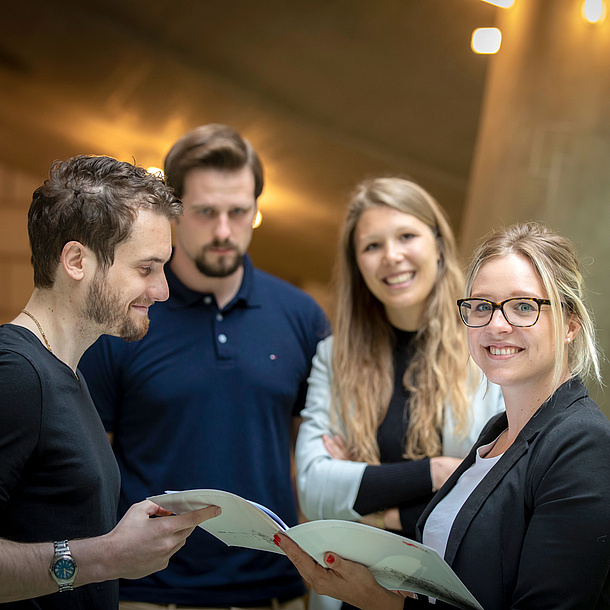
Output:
top-left (0, 324), bottom-right (120, 609)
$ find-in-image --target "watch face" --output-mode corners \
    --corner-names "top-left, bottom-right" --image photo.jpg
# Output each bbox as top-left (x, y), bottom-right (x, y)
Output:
top-left (53, 558), bottom-right (76, 580)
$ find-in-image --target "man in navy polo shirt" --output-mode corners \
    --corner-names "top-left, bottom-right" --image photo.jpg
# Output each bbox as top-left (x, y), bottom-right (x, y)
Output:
top-left (80, 124), bottom-right (329, 610)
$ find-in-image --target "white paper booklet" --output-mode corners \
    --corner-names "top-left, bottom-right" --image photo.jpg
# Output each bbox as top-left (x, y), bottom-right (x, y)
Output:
top-left (147, 489), bottom-right (483, 610)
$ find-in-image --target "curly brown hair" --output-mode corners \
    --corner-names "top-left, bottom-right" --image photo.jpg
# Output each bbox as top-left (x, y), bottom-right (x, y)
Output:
top-left (28, 155), bottom-right (181, 288)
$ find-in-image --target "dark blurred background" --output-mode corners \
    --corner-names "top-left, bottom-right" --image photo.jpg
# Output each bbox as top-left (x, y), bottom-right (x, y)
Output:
top-left (1, 0), bottom-right (609, 409)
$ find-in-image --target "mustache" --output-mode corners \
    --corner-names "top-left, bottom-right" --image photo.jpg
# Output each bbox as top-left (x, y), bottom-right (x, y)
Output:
top-left (203, 239), bottom-right (238, 251)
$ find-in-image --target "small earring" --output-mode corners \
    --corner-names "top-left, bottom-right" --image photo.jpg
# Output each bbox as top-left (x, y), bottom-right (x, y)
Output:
top-left (566, 337), bottom-right (571, 343)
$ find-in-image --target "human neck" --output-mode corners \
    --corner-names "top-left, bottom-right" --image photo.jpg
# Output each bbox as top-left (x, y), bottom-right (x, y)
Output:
top-left (170, 249), bottom-right (244, 310)
top-left (500, 373), bottom-right (569, 444)
top-left (14, 289), bottom-right (97, 373)
top-left (384, 306), bottom-right (422, 332)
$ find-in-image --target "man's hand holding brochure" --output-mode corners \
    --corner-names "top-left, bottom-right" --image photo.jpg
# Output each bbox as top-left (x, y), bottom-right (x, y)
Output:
top-left (148, 489), bottom-right (482, 610)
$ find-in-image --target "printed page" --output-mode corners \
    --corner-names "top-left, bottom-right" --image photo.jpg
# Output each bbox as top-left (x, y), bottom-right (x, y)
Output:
top-left (147, 489), bottom-right (287, 554)
top-left (148, 490), bottom-right (482, 610)
top-left (287, 520), bottom-right (483, 610)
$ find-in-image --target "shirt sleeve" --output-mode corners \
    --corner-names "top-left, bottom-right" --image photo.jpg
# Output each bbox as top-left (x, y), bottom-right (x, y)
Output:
top-left (296, 335), bottom-right (436, 524)
top-left (292, 302), bottom-right (330, 418)
top-left (295, 336), bottom-right (367, 521)
top-left (353, 459), bottom-right (433, 515)
top-left (0, 352), bottom-right (42, 508)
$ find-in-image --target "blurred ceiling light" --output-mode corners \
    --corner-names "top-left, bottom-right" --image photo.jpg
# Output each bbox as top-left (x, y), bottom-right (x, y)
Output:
top-left (471, 28), bottom-right (503, 54)
top-left (253, 210), bottom-right (262, 229)
top-left (481, 0), bottom-right (515, 7)
top-left (147, 166), bottom-right (164, 177)
top-left (582, 0), bottom-right (607, 23)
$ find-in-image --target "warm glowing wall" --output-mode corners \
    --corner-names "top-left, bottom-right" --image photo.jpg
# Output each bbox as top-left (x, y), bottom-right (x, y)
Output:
top-left (0, 163), bottom-right (38, 323)
top-left (461, 0), bottom-right (610, 412)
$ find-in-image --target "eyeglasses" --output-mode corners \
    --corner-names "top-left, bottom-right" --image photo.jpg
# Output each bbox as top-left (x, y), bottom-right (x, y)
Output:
top-left (457, 297), bottom-right (552, 328)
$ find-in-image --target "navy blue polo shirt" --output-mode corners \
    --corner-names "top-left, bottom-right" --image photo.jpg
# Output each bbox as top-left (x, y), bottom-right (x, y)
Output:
top-left (79, 255), bottom-right (328, 606)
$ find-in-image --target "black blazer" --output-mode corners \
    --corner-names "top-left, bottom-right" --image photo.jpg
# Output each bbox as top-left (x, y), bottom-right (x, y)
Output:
top-left (404, 377), bottom-right (610, 610)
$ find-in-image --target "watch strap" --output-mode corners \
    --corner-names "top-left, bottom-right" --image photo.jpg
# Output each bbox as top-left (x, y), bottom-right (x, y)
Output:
top-left (50, 539), bottom-right (77, 592)
top-left (53, 540), bottom-right (70, 555)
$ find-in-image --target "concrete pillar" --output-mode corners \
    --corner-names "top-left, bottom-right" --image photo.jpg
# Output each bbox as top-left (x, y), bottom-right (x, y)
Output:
top-left (460, 0), bottom-right (610, 412)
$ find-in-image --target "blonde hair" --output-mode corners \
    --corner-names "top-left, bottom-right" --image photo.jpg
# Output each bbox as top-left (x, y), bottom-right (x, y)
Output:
top-left (331, 177), bottom-right (472, 462)
top-left (464, 222), bottom-right (601, 390)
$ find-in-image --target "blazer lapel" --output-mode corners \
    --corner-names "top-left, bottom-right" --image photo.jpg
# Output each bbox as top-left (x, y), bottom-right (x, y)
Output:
top-left (416, 413), bottom-right (506, 541)
top-left (417, 377), bottom-right (589, 567)
top-left (442, 432), bottom-right (529, 565)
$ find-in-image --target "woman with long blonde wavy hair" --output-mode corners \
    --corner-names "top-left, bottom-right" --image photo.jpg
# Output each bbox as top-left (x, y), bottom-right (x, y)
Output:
top-left (295, 177), bottom-right (504, 609)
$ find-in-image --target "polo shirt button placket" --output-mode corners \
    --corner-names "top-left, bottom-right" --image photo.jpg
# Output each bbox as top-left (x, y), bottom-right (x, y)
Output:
top-left (206, 295), bottom-right (231, 359)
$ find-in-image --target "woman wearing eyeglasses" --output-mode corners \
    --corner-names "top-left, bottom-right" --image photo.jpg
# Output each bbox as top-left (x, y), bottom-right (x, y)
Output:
top-left (278, 222), bottom-right (610, 609)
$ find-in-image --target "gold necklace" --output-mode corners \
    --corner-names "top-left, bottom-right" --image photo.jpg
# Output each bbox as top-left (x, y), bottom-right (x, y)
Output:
top-left (21, 309), bottom-right (52, 353)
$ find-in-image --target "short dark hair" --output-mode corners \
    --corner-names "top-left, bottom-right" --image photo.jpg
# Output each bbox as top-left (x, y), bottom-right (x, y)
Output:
top-left (28, 155), bottom-right (182, 288)
top-left (164, 123), bottom-right (264, 200)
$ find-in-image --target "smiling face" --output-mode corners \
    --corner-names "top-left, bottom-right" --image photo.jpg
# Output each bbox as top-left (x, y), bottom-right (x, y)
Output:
top-left (83, 208), bottom-right (172, 341)
top-left (354, 206), bottom-right (440, 330)
top-left (467, 253), bottom-right (573, 400)
top-left (173, 166), bottom-right (257, 279)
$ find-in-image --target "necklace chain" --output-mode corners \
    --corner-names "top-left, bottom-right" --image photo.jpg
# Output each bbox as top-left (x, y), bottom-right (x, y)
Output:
top-left (21, 309), bottom-right (53, 353)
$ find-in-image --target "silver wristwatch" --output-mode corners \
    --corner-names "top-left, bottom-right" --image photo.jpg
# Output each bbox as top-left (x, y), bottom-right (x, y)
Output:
top-left (49, 540), bottom-right (78, 592)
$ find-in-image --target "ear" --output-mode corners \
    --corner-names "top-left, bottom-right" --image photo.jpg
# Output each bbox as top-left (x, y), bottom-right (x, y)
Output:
top-left (60, 241), bottom-right (91, 281)
top-left (565, 315), bottom-right (581, 344)
top-left (251, 203), bottom-right (260, 229)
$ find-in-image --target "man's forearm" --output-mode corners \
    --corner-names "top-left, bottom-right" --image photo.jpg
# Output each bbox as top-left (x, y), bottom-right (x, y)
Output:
top-left (0, 535), bottom-right (123, 603)
top-left (0, 501), bottom-right (221, 603)
top-left (0, 539), bottom-right (57, 602)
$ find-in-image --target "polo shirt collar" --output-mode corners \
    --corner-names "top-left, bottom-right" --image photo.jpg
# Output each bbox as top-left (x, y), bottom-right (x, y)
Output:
top-left (165, 253), bottom-right (261, 310)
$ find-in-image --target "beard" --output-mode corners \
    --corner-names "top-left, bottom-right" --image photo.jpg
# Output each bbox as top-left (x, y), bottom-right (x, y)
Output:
top-left (84, 272), bottom-right (150, 342)
top-left (195, 240), bottom-right (244, 278)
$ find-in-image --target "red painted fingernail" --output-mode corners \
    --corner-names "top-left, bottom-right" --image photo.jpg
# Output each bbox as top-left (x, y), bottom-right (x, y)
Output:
top-left (273, 535), bottom-right (281, 546)
top-left (326, 554), bottom-right (335, 564)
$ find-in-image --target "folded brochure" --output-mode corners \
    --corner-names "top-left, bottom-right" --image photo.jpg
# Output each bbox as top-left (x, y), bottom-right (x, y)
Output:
top-left (147, 488), bottom-right (482, 610)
